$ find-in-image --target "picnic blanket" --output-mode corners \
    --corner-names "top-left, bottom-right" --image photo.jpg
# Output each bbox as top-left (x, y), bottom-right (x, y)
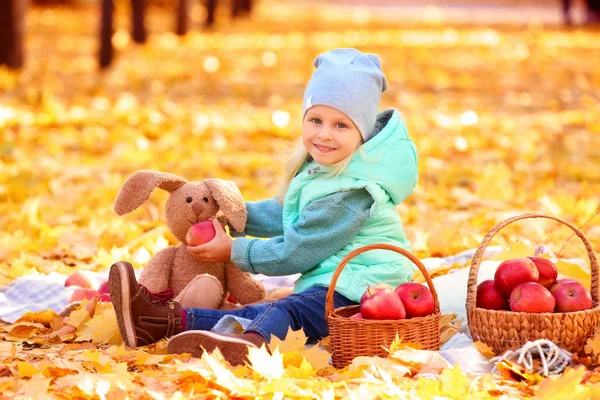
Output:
top-left (0, 245), bottom-right (518, 324)
top-left (1, 245), bottom-right (562, 373)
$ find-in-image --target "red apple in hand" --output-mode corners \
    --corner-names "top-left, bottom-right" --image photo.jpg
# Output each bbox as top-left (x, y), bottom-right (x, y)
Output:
top-left (98, 293), bottom-right (111, 303)
top-left (65, 270), bottom-right (97, 289)
top-left (98, 280), bottom-right (109, 295)
top-left (495, 258), bottom-right (539, 297)
top-left (553, 281), bottom-right (592, 312)
top-left (360, 283), bottom-right (395, 303)
top-left (476, 280), bottom-right (509, 310)
top-left (527, 256), bottom-right (558, 289)
top-left (394, 282), bottom-right (435, 318)
top-left (70, 288), bottom-right (99, 303)
top-left (186, 221), bottom-right (216, 246)
top-left (360, 289), bottom-right (406, 320)
top-left (550, 278), bottom-right (578, 295)
top-left (509, 282), bottom-right (555, 313)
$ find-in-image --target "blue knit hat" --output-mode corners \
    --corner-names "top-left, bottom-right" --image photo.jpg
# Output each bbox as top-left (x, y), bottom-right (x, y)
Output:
top-left (302, 48), bottom-right (388, 142)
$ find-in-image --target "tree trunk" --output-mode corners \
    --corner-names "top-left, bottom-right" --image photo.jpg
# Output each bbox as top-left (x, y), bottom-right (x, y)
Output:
top-left (206, 0), bottom-right (217, 27)
top-left (0, 0), bottom-right (26, 69)
top-left (176, 0), bottom-right (189, 35)
top-left (231, 0), bottom-right (252, 19)
top-left (131, 0), bottom-right (147, 44)
top-left (99, 0), bottom-right (114, 69)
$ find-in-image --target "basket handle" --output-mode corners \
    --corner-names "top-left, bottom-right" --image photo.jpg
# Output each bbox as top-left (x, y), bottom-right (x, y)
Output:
top-left (466, 213), bottom-right (600, 309)
top-left (325, 243), bottom-right (440, 318)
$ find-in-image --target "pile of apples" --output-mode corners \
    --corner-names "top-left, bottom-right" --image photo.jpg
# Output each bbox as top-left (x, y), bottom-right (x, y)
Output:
top-left (477, 256), bottom-right (592, 313)
top-left (65, 270), bottom-right (111, 303)
top-left (350, 282), bottom-right (435, 320)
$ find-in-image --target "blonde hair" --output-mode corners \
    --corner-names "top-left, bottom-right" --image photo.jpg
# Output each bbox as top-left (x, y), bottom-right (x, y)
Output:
top-left (275, 139), bottom-right (363, 204)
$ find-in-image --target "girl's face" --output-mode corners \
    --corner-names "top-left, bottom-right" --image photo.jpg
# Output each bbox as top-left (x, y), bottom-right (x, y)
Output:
top-left (302, 105), bottom-right (362, 166)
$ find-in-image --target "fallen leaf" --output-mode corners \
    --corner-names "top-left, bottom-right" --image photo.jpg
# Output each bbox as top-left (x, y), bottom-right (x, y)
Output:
top-left (473, 341), bottom-right (495, 358)
top-left (248, 346), bottom-right (284, 379)
top-left (18, 377), bottom-right (51, 398)
top-left (17, 362), bottom-right (40, 379)
top-left (15, 310), bottom-right (63, 331)
top-left (269, 327), bottom-right (308, 353)
top-left (496, 359), bottom-right (544, 384)
top-left (534, 366), bottom-right (590, 400)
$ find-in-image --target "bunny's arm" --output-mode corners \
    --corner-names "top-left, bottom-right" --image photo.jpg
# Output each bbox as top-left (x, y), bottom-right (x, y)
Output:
top-left (138, 247), bottom-right (177, 293)
top-left (225, 262), bottom-right (266, 305)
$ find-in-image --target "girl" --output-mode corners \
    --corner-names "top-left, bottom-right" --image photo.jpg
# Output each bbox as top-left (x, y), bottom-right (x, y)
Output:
top-left (109, 48), bottom-right (419, 366)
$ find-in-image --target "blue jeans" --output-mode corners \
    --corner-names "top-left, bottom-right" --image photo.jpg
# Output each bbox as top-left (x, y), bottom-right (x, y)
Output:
top-left (184, 286), bottom-right (357, 341)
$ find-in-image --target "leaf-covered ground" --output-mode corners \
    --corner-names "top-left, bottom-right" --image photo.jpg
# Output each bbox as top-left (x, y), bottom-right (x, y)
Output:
top-left (1, 2), bottom-right (600, 398)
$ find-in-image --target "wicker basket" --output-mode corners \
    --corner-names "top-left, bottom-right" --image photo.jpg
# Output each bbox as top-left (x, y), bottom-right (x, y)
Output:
top-left (326, 243), bottom-right (441, 369)
top-left (467, 213), bottom-right (600, 354)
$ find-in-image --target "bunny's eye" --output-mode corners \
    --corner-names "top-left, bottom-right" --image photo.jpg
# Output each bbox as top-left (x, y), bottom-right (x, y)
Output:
top-left (186, 197), bottom-right (193, 203)
top-left (202, 197), bottom-right (209, 203)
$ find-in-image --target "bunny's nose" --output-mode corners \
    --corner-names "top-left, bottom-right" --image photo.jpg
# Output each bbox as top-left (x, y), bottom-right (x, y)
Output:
top-left (192, 202), bottom-right (204, 216)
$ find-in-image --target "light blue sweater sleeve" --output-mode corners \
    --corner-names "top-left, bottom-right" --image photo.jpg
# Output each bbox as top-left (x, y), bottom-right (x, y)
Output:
top-left (230, 188), bottom-right (374, 276)
top-left (229, 197), bottom-right (283, 238)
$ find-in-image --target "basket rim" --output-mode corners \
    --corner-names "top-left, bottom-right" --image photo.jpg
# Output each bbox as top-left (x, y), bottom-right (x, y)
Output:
top-left (467, 303), bottom-right (600, 316)
top-left (325, 243), bottom-right (440, 319)
top-left (466, 213), bottom-right (600, 314)
top-left (329, 311), bottom-right (442, 324)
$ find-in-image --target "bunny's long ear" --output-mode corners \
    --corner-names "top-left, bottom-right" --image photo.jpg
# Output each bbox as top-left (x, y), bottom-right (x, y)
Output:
top-left (114, 170), bottom-right (187, 216)
top-left (204, 179), bottom-right (247, 232)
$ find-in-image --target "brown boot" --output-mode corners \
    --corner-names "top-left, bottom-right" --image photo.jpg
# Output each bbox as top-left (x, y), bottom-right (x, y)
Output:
top-left (166, 331), bottom-right (267, 366)
top-left (109, 261), bottom-right (183, 347)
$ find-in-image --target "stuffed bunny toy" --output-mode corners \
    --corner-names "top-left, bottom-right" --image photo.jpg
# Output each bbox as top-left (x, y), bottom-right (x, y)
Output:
top-left (113, 170), bottom-right (266, 309)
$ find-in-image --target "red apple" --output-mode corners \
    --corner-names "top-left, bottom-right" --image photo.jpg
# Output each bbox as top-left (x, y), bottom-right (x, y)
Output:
top-left (527, 256), bottom-right (558, 289)
top-left (70, 288), bottom-right (99, 303)
top-left (360, 289), bottom-right (406, 320)
top-left (394, 282), bottom-right (435, 318)
top-left (553, 281), bottom-right (592, 312)
top-left (186, 221), bottom-right (216, 246)
top-left (98, 293), bottom-right (111, 303)
top-left (550, 278), bottom-right (578, 295)
top-left (98, 280), bottom-right (109, 295)
top-left (349, 312), bottom-right (363, 319)
top-left (509, 282), bottom-right (555, 313)
top-left (494, 258), bottom-right (539, 297)
top-left (64, 270), bottom-right (97, 289)
top-left (360, 283), bottom-right (395, 304)
top-left (476, 280), bottom-right (509, 310)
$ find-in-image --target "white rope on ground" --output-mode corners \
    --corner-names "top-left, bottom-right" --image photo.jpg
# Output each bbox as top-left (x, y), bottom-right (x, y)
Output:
top-left (490, 339), bottom-right (572, 377)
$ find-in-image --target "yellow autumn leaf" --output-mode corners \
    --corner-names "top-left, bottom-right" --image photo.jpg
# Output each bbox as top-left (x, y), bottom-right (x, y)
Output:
top-left (555, 259), bottom-right (590, 289)
top-left (8, 322), bottom-right (47, 338)
top-left (15, 310), bottom-right (62, 331)
top-left (247, 346), bottom-right (284, 379)
top-left (67, 298), bottom-right (97, 329)
top-left (285, 357), bottom-right (317, 379)
top-left (493, 242), bottom-right (537, 261)
top-left (82, 350), bottom-right (101, 364)
top-left (585, 331), bottom-right (600, 356)
top-left (302, 343), bottom-right (332, 371)
top-left (76, 306), bottom-right (123, 345)
top-left (18, 377), bottom-right (52, 398)
top-left (496, 359), bottom-right (544, 384)
top-left (535, 367), bottom-right (590, 400)
top-left (269, 327), bottom-right (308, 353)
top-left (473, 341), bottom-right (495, 358)
top-left (18, 361), bottom-right (40, 379)
top-left (439, 365), bottom-right (470, 398)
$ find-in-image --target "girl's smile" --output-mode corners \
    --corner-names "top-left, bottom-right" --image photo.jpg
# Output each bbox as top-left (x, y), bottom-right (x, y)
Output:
top-left (313, 143), bottom-right (337, 153)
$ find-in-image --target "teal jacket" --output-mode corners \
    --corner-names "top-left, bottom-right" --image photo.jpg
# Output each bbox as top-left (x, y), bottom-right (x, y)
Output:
top-left (231, 109), bottom-right (418, 302)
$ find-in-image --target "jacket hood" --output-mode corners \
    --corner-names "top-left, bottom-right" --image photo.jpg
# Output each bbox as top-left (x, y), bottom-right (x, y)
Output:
top-left (310, 108), bottom-right (418, 205)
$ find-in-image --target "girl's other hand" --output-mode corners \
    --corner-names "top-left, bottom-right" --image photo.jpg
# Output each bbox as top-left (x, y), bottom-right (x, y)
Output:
top-left (187, 219), bottom-right (233, 262)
